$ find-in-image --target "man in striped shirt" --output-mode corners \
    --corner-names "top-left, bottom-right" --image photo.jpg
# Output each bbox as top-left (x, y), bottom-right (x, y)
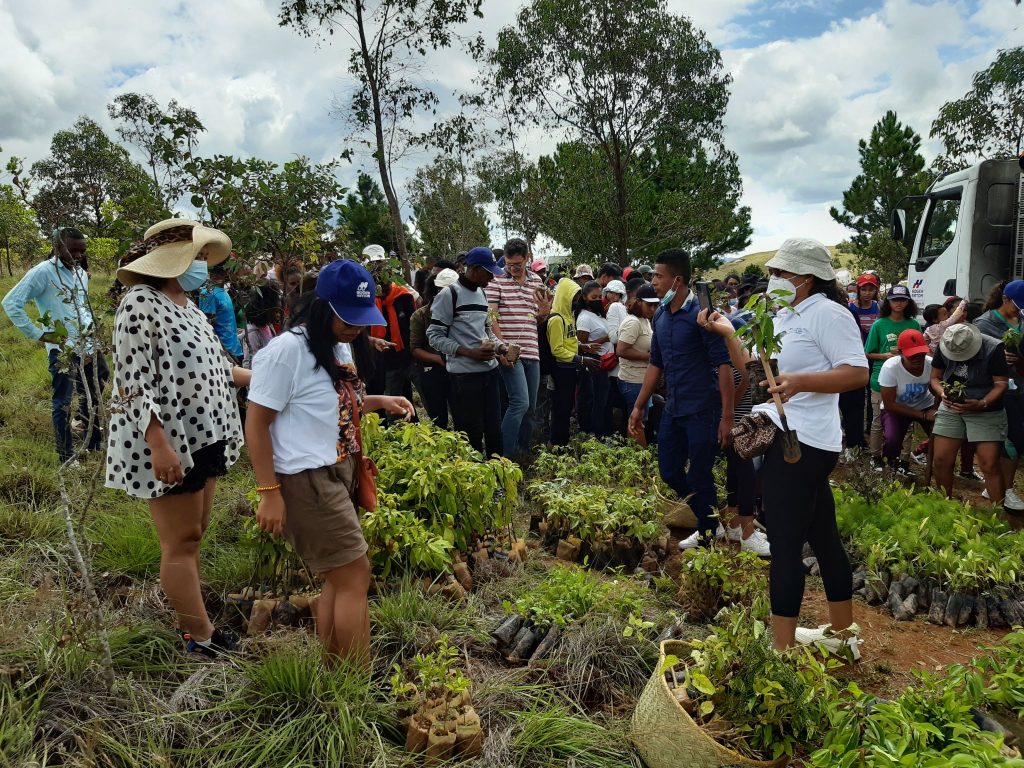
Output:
top-left (487, 237), bottom-right (551, 459)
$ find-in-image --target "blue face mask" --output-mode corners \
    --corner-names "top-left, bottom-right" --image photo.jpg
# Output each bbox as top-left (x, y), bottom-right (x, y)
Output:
top-left (728, 299), bottom-right (738, 308)
top-left (177, 260), bottom-right (209, 292)
top-left (661, 278), bottom-right (678, 308)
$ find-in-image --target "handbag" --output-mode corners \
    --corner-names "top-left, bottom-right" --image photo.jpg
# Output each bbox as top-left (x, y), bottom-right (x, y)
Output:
top-left (730, 412), bottom-right (778, 459)
top-left (342, 380), bottom-right (379, 513)
top-left (598, 351), bottom-right (618, 372)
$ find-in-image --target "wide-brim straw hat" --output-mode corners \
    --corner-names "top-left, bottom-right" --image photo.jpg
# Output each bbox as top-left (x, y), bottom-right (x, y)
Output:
top-left (117, 218), bottom-right (232, 286)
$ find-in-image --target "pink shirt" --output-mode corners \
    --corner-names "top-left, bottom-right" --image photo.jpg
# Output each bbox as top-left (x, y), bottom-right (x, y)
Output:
top-left (486, 271), bottom-right (542, 360)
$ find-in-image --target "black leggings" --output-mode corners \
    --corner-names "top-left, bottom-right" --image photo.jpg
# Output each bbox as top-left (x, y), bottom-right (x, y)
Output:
top-left (550, 364), bottom-right (578, 446)
top-left (725, 445), bottom-right (757, 518)
top-left (762, 435), bottom-right (851, 618)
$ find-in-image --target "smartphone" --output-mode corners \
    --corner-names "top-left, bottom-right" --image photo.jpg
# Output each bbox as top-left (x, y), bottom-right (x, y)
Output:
top-left (695, 281), bottom-right (714, 313)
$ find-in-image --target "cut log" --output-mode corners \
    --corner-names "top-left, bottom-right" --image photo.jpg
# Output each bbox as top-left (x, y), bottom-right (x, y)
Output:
top-left (492, 615), bottom-right (525, 649)
top-left (508, 628), bottom-right (538, 663)
top-left (528, 624), bottom-right (562, 665)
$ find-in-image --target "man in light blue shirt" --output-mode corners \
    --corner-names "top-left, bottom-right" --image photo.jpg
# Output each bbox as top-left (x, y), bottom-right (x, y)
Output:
top-left (2, 228), bottom-right (108, 462)
top-left (198, 264), bottom-right (244, 360)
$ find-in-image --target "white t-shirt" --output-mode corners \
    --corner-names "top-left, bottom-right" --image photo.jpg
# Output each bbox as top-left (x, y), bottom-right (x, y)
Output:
top-left (752, 294), bottom-right (869, 453)
top-left (248, 330), bottom-right (343, 474)
top-left (878, 355), bottom-right (934, 411)
top-left (577, 309), bottom-right (613, 355)
top-left (606, 302), bottom-right (628, 345)
top-left (616, 314), bottom-right (652, 384)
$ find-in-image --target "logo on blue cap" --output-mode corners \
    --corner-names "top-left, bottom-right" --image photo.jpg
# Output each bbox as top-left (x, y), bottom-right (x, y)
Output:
top-left (464, 246), bottom-right (504, 276)
top-left (316, 260), bottom-right (386, 327)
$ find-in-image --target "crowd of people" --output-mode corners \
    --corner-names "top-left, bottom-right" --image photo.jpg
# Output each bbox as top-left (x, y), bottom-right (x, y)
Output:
top-left (3, 221), bottom-right (1020, 662)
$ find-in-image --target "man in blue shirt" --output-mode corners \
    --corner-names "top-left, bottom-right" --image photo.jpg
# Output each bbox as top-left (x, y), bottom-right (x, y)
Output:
top-left (198, 264), bottom-right (244, 361)
top-left (627, 249), bottom-right (733, 549)
top-left (2, 228), bottom-right (108, 462)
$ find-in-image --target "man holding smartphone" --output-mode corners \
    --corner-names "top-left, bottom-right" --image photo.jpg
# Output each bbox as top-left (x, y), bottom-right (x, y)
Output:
top-left (627, 249), bottom-right (734, 550)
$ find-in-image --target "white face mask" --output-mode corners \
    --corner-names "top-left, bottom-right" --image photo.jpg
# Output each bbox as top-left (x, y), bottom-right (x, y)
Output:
top-left (767, 275), bottom-right (807, 302)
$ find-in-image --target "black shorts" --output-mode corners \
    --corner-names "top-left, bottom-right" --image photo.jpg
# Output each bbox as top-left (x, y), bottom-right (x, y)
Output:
top-left (161, 441), bottom-right (229, 497)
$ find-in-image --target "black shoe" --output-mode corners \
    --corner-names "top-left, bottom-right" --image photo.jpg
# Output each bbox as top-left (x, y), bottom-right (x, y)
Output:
top-left (184, 627), bottom-right (239, 659)
top-left (871, 456), bottom-right (885, 472)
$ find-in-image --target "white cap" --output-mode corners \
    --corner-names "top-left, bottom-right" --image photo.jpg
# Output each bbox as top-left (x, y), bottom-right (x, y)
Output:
top-left (603, 279), bottom-right (627, 299)
top-left (434, 268), bottom-right (459, 289)
top-left (362, 244), bottom-right (387, 263)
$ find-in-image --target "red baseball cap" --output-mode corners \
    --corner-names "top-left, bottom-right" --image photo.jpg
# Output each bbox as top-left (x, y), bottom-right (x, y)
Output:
top-left (897, 328), bottom-right (930, 357)
top-left (857, 273), bottom-right (880, 287)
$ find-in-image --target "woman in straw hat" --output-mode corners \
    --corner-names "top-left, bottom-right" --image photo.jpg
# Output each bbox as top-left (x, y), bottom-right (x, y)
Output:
top-left (107, 219), bottom-right (252, 657)
top-left (699, 238), bottom-right (869, 657)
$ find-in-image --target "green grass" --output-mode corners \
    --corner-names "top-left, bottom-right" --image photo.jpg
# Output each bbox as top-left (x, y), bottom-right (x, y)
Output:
top-left (708, 244), bottom-right (854, 279)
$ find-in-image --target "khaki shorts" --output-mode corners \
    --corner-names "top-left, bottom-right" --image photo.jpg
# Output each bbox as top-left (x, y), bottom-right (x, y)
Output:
top-left (279, 458), bottom-right (368, 574)
top-left (932, 404), bottom-right (1008, 444)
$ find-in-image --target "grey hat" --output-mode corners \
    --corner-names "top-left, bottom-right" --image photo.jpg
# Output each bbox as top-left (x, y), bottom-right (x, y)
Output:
top-left (939, 323), bottom-right (983, 362)
top-left (637, 264), bottom-right (653, 275)
top-left (764, 238), bottom-right (835, 281)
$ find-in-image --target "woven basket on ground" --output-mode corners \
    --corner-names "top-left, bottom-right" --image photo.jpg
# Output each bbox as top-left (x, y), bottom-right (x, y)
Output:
top-left (654, 486), bottom-right (697, 529)
top-left (630, 639), bottom-right (788, 768)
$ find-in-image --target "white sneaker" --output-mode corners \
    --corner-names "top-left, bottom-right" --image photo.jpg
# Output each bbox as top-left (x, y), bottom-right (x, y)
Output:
top-left (982, 489), bottom-right (990, 500)
top-left (677, 532), bottom-right (701, 551)
top-left (910, 451), bottom-right (927, 466)
top-left (794, 624), bottom-right (862, 661)
top-left (1005, 489), bottom-right (1024, 511)
top-left (740, 529), bottom-right (771, 556)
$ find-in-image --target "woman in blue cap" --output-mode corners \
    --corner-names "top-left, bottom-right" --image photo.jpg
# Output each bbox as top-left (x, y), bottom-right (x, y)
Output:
top-left (246, 259), bottom-right (413, 663)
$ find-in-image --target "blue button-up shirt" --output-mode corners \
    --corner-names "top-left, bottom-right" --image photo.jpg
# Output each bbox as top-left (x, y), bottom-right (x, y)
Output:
top-left (650, 291), bottom-right (730, 416)
top-left (198, 285), bottom-right (244, 357)
top-left (2, 257), bottom-right (94, 354)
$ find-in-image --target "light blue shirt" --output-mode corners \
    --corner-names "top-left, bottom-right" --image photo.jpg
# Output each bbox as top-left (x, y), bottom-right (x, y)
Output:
top-left (198, 284), bottom-right (244, 357)
top-left (1, 257), bottom-right (95, 354)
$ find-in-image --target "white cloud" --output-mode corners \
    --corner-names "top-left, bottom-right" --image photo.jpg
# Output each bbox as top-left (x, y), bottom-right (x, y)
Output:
top-left (0, 0), bottom-right (1020, 259)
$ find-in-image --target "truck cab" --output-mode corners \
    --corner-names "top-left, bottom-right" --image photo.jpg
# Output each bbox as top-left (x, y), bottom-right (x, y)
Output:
top-left (893, 158), bottom-right (1023, 307)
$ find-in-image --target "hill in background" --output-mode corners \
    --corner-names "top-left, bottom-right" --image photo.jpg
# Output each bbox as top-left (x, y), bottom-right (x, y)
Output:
top-left (707, 245), bottom-right (858, 280)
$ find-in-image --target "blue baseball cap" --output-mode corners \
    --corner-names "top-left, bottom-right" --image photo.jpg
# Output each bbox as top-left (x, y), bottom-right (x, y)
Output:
top-left (465, 246), bottom-right (504, 276)
top-left (1005, 280), bottom-right (1024, 310)
top-left (316, 260), bottom-right (386, 326)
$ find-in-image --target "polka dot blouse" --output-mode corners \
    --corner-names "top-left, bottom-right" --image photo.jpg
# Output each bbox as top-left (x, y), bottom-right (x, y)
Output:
top-left (105, 284), bottom-right (243, 499)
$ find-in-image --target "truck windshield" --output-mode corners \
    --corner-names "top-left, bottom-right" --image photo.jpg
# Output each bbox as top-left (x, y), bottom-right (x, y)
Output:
top-left (917, 193), bottom-right (961, 270)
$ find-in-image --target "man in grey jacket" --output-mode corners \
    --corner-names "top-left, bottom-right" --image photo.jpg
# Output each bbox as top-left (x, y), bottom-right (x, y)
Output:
top-left (427, 246), bottom-right (507, 455)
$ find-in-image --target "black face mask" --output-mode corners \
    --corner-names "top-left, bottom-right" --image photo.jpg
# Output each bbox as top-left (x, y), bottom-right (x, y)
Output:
top-left (587, 300), bottom-right (603, 314)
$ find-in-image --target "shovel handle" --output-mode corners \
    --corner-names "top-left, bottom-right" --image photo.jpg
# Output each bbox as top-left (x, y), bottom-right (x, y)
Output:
top-left (758, 350), bottom-right (787, 421)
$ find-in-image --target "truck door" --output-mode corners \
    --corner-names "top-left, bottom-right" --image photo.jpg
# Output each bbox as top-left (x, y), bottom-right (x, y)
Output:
top-left (912, 187), bottom-right (962, 306)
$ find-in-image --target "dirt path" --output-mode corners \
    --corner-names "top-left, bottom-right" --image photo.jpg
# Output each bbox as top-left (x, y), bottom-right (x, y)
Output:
top-left (802, 586), bottom-right (1007, 699)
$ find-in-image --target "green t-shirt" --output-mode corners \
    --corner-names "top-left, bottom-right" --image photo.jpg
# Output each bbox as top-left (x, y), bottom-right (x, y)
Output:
top-left (864, 317), bottom-right (920, 391)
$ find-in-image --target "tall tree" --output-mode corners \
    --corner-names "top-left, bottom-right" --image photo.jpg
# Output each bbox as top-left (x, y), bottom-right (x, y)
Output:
top-left (931, 46), bottom-right (1024, 169)
top-left (187, 154), bottom-right (344, 262)
top-left (29, 117), bottom-right (157, 237)
top-left (829, 110), bottom-right (927, 247)
top-left (0, 185), bottom-right (43, 275)
top-left (107, 92), bottom-right (205, 212)
top-left (279, 0), bottom-right (484, 276)
top-left (488, 0), bottom-right (731, 264)
top-left (851, 228), bottom-right (909, 286)
top-left (339, 172), bottom-right (399, 253)
top-left (476, 150), bottom-right (543, 246)
top-left (408, 156), bottom-right (490, 258)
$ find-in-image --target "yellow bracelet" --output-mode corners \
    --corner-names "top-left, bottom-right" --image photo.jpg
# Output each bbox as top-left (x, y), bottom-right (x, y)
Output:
top-left (255, 484), bottom-right (282, 494)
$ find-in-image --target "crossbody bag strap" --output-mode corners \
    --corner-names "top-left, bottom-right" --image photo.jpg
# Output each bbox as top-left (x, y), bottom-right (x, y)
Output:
top-left (341, 378), bottom-right (362, 451)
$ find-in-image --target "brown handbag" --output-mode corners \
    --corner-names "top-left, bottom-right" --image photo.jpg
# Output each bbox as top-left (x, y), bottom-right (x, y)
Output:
top-left (342, 380), bottom-right (379, 513)
top-left (730, 412), bottom-right (778, 459)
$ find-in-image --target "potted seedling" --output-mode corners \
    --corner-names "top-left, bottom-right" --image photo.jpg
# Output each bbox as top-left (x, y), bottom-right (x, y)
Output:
top-left (1003, 327), bottom-right (1022, 355)
top-left (942, 380), bottom-right (968, 405)
top-left (735, 293), bottom-right (801, 462)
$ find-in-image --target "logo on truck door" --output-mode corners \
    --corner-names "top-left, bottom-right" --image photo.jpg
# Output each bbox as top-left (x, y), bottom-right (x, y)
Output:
top-left (911, 279), bottom-right (925, 300)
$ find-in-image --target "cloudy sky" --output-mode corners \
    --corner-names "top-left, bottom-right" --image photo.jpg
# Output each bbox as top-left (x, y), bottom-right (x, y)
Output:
top-left (0, 0), bottom-right (1019, 256)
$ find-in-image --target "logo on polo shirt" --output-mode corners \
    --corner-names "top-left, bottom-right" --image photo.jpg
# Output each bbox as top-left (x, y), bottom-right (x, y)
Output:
top-left (356, 281), bottom-right (371, 298)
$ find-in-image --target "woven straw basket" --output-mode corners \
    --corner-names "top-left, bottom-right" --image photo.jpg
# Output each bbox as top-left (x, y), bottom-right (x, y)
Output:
top-left (654, 486), bottom-right (698, 529)
top-left (630, 640), bottom-right (789, 768)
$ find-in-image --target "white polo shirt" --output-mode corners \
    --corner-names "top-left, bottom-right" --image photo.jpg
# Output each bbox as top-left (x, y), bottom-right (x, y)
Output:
top-left (752, 293), bottom-right (869, 453)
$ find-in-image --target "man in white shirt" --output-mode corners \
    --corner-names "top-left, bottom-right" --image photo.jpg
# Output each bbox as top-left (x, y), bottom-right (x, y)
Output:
top-left (878, 328), bottom-right (936, 474)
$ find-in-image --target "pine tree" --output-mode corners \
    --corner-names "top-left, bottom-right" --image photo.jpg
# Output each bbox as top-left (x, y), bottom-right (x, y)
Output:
top-left (829, 111), bottom-right (927, 247)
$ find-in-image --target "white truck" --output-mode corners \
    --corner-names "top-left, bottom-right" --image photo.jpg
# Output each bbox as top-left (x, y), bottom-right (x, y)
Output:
top-left (892, 157), bottom-right (1024, 307)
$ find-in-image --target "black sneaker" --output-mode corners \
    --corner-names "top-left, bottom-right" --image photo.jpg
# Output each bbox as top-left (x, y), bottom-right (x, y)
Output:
top-left (183, 627), bottom-right (239, 659)
top-left (871, 456), bottom-right (885, 472)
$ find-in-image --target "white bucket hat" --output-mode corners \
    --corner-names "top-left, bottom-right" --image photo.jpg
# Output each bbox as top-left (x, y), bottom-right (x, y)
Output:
top-left (939, 323), bottom-right (983, 362)
top-left (603, 279), bottom-right (627, 300)
top-left (764, 237), bottom-right (835, 281)
top-left (434, 268), bottom-right (460, 289)
top-left (117, 218), bottom-right (231, 286)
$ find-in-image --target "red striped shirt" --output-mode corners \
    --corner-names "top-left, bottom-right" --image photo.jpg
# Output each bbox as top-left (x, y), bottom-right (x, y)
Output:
top-left (486, 271), bottom-right (542, 360)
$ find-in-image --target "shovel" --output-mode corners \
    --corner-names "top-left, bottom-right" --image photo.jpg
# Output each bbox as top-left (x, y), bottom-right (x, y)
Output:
top-left (759, 350), bottom-right (801, 463)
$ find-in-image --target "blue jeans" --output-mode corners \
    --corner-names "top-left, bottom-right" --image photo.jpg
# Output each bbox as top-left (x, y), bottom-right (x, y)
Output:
top-left (49, 349), bottom-right (108, 462)
top-left (618, 379), bottom-right (650, 420)
top-left (499, 358), bottom-right (540, 457)
top-left (658, 408), bottom-right (720, 543)
top-left (579, 368), bottom-right (611, 436)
